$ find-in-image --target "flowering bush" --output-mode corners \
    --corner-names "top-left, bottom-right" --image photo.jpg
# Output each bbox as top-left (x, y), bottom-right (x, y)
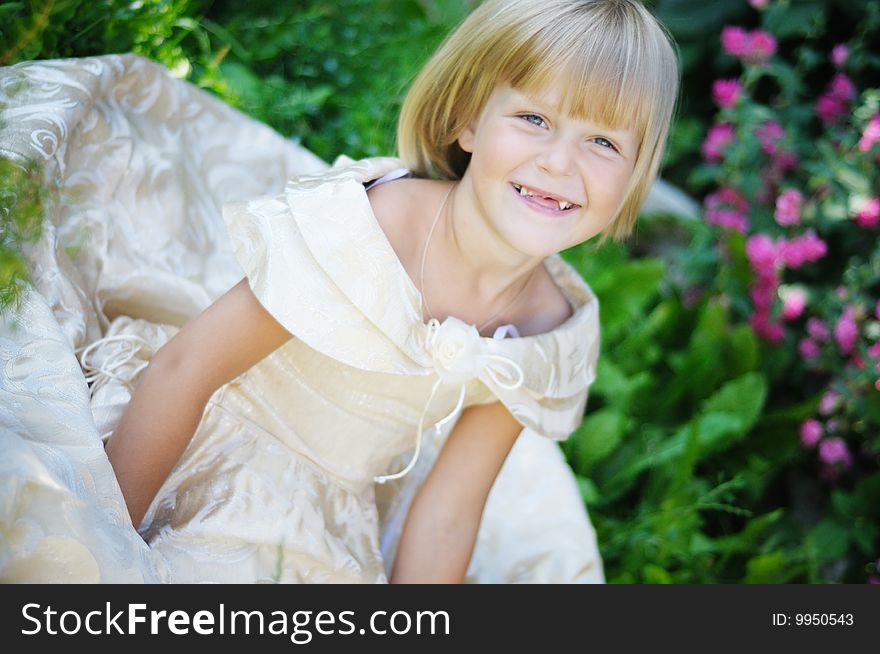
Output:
top-left (685, 0), bottom-right (880, 582)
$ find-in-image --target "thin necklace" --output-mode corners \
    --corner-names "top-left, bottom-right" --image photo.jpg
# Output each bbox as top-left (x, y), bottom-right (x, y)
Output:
top-left (419, 183), bottom-right (537, 335)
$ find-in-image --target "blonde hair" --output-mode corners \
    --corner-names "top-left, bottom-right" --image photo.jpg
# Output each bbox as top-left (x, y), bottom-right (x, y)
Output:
top-left (397, 0), bottom-right (680, 246)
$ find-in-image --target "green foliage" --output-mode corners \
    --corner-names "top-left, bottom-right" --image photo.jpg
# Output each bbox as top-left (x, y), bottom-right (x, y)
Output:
top-left (183, 0), bottom-right (471, 161)
top-left (0, 0), bottom-right (198, 66)
top-left (560, 240), bottom-right (778, 583)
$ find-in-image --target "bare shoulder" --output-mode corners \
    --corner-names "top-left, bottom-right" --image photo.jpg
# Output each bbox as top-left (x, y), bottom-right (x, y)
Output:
top-left (366, 177), bottom-right (447, 252)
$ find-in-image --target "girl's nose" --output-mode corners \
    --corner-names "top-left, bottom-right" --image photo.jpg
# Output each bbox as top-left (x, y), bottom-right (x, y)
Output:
top-left (534, 137), bottom-right (576, 177)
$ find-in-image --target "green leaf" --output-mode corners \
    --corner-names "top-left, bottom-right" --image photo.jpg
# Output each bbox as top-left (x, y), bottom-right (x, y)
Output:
top-left (702, 371), bottom-right (767, 431)
top-left (745, 552), bottom-right (788, 583)
top-left (805, 519), bottom-right (850, 564)
top-left (837, 165), bottom-right (871, 196)
top-left (590, 358), bottom-right (651, 412)
top-left (570, 408), bottom-right (627, 472)
top-left (0, 3), bottom-right (23, 19)
top-left (576, 475), bottom-right (600, 505)
top-left (591, 258), bottom-right (666, 342)
top-left (642, 563), bottom-right (673, 584)
top-left (614, 372), bottom-right (767, 481)
top-left (762, 1), bottom-right (825, 38)
top-left (723, 324), bottom-right (759, 377)
top-left (711, 508), bottom-right (784, 555)
top-left (663, 299), bottom-right (729, 406)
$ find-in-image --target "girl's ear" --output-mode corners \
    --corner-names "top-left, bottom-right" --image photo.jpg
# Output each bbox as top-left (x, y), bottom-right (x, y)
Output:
top-left (457, 123), bottom-right (476, 153)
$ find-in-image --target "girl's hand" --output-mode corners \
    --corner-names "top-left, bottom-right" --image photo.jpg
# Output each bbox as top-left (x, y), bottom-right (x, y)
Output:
top-left (389, 400), bottom-right (522, 583)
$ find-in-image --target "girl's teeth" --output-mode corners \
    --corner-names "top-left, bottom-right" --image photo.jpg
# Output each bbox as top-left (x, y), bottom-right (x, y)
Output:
top-left (515, 184), bottom-right (574, 210)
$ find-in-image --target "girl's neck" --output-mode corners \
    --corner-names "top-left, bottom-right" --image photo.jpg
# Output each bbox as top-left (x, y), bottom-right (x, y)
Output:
top-left (434, 175), bottom-right (543, 307)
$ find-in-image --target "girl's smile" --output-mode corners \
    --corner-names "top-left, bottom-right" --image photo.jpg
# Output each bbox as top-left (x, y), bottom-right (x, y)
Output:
top-left (510, 182), bottom-right (580, 216)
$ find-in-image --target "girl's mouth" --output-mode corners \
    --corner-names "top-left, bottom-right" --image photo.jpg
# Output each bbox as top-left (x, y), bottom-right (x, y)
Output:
top-left (510, 183), bottom-right (580, 215)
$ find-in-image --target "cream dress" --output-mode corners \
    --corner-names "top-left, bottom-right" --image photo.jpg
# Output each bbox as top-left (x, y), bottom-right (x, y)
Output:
top-left (0, 54), bottom-right (604, 583)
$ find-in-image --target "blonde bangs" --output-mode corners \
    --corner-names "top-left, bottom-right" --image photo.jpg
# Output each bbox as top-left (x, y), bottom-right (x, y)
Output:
top-left (501, 2), bottom-right (674, 152)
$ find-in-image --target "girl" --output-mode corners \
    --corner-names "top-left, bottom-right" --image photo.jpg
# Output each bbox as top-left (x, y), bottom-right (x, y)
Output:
top-left (5, 0), bottom-right (678, 583)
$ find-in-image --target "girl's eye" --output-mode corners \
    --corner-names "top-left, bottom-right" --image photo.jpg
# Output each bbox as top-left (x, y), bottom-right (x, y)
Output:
top-left (521, 114), bottom-right (547, 128)
top-left (592, 137), bottom-right (618, 152)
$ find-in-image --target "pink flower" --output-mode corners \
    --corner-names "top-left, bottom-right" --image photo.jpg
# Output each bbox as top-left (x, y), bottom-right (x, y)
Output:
top-left (721, 26), bottom-right (776, 65)
top-left (755, 120), bottom-right (784, 155)
top-left (818, 437), bottom-right (852, 469)
top-left (830, 73), bottom-right (856, 101)
top-left (807, 318), bottom-right (830, 342)
top-left (819, 390), bottom-right (839, 415)
top-left (779, 230), bottom-right (827, 269)
top-left (745, 233), bottom-right (780, 272)
top-left (799, 338), bottom-right (820, 359)
top-left (774, 150), bottom-right (798, 172)
top-left (868, 342), bottom-right (880, 359)
top-left (834, 305), bottom-right (858, 355)
top-left (707, 210), bottom-right (749, 233)
top-left (854, 198), bottom-right (880, 229)
top-left (712, 79), bottom-right (743, 108)
top-left (831, 44), bottom-right (849, 68)
top-left (817, 73), bottom-right (856, 124)
top-left (704, 187), bottom-right (749, 233)
top-left (800, 419), bottom-right (822, 447)
top-left (749, 0), bottom-right (768, 8)
top-left (751, 311), bottom-right (784, 343)
top-left (748, 31), bottom-right (777, 64)
top-left (774, 188), bottom-right (803, 226)
top-left (782, 288), bottom-right (807, 320)
top-left (817, 94), bottom-right (847, 123)
top-left (701, 123), bottom-right (736, 162)
top-left (721, 26), bottom-right (751, 59)
top-left (859, 114), bottom-right (880, 153)
top-left (750, 288), bottom-right (774, 312)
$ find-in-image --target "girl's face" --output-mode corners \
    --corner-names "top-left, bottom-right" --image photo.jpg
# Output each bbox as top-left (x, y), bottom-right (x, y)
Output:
top-left (457, 80), bottom-right (638, 257)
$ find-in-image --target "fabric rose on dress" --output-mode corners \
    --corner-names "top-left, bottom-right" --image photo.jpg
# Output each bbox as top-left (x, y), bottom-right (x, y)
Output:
top-left (425, 317), bottom-right (488, 384)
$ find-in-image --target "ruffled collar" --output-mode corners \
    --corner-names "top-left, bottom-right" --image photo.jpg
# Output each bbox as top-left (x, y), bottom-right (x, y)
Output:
top-left (284, 155), bottom-right (598, 400)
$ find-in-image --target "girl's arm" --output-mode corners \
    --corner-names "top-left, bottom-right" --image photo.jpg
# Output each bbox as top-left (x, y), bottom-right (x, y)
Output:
top-left (389, 400), bottom-right (523, 583)
top-left (104, 277), bottom-right (293, 530)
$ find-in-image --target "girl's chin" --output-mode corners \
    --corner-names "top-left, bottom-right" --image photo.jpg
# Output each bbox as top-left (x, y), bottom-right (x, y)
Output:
top-left (500, 230), bottom-right (567, 259)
